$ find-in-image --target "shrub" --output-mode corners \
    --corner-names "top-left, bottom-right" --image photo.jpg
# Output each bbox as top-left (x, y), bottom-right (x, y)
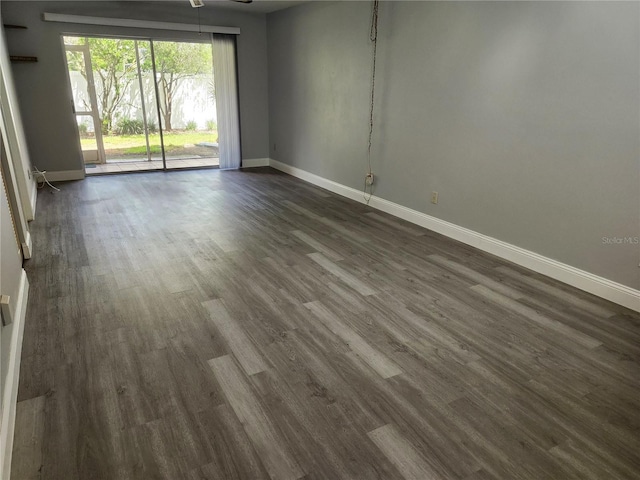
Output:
top-left (185, 120), bottom-right (197, 131)
top-left (205, 120), bottom-right (217, 131)
top-left (78, 122), bottom-right (89, 137)
top-left (148, 121), bottom-right (158, 134)
top-left (115, 118), bottom-right (145, 135)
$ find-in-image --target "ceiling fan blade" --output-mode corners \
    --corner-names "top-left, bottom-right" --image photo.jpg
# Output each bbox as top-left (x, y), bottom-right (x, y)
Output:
top-left (190, 0), bottom-right (253, 6)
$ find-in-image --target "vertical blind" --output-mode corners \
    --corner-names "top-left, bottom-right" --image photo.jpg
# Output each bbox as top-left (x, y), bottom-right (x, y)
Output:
top-left (212, 35), bottom-right (241, 170)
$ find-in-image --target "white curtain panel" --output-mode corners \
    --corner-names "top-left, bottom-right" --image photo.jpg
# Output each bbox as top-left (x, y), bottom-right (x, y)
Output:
top-left (212, 34), bottom-right (241, 170)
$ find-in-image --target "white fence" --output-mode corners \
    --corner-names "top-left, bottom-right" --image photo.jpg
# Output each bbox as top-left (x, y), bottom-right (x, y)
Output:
top-left (70, 71), bottom-right (217, 132)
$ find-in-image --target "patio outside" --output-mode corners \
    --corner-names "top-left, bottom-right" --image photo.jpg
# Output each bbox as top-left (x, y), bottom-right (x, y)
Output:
top-left (81, 131), bottom-right (220, 173)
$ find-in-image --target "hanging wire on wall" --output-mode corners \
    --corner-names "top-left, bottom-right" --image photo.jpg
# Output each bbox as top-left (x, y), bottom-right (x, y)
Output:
top-left (364, 0), bottom-right (379, 204)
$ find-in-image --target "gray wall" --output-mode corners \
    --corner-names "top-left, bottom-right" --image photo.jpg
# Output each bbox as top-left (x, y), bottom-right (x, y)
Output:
top-left (1, 1), bottom-right (270, 172)
top-left (267, 1), bottom-right (640, 290)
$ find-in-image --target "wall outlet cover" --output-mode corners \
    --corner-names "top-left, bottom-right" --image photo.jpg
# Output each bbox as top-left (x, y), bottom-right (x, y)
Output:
top-left (365, 173), bottom-right (374, 185)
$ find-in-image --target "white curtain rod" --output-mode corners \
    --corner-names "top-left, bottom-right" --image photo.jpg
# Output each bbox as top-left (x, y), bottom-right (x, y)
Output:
top-left (43, 13), bottom-right (240, 35)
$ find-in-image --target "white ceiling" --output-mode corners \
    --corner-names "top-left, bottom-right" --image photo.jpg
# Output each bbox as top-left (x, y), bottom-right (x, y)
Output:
top-left (31, 0), bottom-right (311, 15)
top-left (203, 0), bottom-right (310, 14)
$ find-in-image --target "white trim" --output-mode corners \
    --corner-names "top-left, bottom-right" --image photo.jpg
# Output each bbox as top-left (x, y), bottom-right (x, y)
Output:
top-left (269, 159), bottom-right (640, 313)
top-left (43, 13), bottom-right (241, 35)
top-left (0, 271), bottom-right (29, 480)
top-left (21, 231), bottom-right (32, 260)
top-left (0, 24), bottom-right (37, 224)
top-left (28, 179), bottom-right (37, 221)
top-left (269, 159), bottom-right (365, 203)
top-left (242, 158), bottom-right (270, 168)
top-left (44, 169), bottom-right (85, 182)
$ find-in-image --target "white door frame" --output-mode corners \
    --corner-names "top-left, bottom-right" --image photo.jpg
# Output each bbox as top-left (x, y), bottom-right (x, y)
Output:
top-left (64, 42), bottom-right (107, 164)
top-left (0, 112), bottom-right (31, 259)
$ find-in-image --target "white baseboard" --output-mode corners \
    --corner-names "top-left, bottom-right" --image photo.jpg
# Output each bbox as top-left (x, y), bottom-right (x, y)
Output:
top-left (44, 169), bottom-right (85, 182)
top-left (0, 270), bottom-right (29, 480)
top-left (21, 230), bottom-right (32, 260)
top-left (269, 159), bottom-right (640, 312)
top-left (242, 158), bottom-right (270, 168)
top-left (270, 159), bottom-right (365, 203)
top-left (28, 178), bottom-right (37, 221)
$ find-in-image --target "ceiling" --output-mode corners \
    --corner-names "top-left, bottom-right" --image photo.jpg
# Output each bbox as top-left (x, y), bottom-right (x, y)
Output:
top-left (204, 0), bottom-right (310, 14)
top-left (31, 0), bottom-right (312, 15)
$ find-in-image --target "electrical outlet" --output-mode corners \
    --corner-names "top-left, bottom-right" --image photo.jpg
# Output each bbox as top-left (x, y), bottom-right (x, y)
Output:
top-left (365, 173), bottom-right (374, 186)
top-left (431, 191), bottom-right (438, 204)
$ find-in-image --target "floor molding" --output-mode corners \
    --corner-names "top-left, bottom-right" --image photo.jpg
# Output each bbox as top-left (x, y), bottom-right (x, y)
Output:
top-left (28, 178), bottom-right (37, 221)
top-left (242, 158), bottom-right (271, 168)
top-left (0, 270), bottom-right (29, 480)
top-left (269, 159), bottom-right (640, 312)
top-left (45, 169), bottom-right (85, 182)
top-left (21, 230), bottom-right (32, 260)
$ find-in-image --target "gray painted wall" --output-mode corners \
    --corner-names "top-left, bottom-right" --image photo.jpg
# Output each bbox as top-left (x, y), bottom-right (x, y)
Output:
top-left (1, 1), bottom-right (270, 172)
top-left (267, 1), bottom-right (640, 290)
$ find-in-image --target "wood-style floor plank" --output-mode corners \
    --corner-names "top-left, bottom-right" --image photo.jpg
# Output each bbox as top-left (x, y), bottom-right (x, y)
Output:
top-left (203, 298), bottom-right (268, 376)
top-left (307, 252), bottom-right (377, 296)
top-left (470, 284), bottom-right (603, 349)
top-left (207, 355), bottom-right (305, 480)
top-left (12, 167), bottom-right (640, 479)
top-left (304, 300), bottom-right (402, 379)
top-left (368, 423), bottom-right (440, 480)
top-left (11, 395), bottom-right (46, 480)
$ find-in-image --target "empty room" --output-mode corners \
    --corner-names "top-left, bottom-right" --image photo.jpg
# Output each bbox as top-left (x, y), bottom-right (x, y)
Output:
top-left (0, 1), bottom-right (638, 479)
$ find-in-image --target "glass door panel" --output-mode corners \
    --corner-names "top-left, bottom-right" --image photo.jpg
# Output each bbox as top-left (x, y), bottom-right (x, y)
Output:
top-left (76, 115), bottom-right (100, 165)
top-left (85, 38), bottom-right (159, 170)
top-left (65, 49), bottom-right (91, 113)
top-left (63, 35), bottom-right (233, 174)
top-left (64, 39), bottom-right (106, 166)
top-left (152, 40), bottom-right (219, 170)
top-left (64, 36), bottom-right (164, 174)
top-left (134, 41), bottom-right (164, 167)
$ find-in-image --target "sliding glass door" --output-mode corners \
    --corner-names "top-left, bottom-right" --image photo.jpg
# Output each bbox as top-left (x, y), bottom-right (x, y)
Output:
top-left (152, 40), bottom-right (219, 170)
top-left (62, 34), bottom-right (236, 175)
top-left (64, 40), bottom-right (106, 166)
top-left (64, 36), bottom-right (162, 173)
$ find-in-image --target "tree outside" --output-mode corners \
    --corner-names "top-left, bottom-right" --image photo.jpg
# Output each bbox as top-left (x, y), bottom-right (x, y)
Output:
top-left (65, 37), bottom-right (213, 135)
top-left (152, 41), bottom-right (213, 131)
top-left (88, 38), bottom-right (139, 135)
top-left (66, 37), bottom-right (139, 135)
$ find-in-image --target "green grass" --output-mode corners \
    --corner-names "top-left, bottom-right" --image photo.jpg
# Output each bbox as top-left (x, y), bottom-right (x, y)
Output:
top-left (81, 131), bottom-right (217, 155)
top-left (123, 145), bottom-right (163, 155)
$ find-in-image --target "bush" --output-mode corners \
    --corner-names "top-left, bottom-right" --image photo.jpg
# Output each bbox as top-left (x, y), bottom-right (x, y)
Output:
top-left (205, 120), bottom-right (217, 131)
top-left (115, 118), bottom-right (145, 135)
top-left (148, 121), bottom-right (158, 134)
top-left (78, 122), bottom-right (89, 137)
top-left (185, 120), bottom-right (197, 131)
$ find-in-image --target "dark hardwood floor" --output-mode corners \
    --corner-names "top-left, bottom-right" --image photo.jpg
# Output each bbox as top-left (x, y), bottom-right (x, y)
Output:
top-left (11, 167), bottom-right (640, 479)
